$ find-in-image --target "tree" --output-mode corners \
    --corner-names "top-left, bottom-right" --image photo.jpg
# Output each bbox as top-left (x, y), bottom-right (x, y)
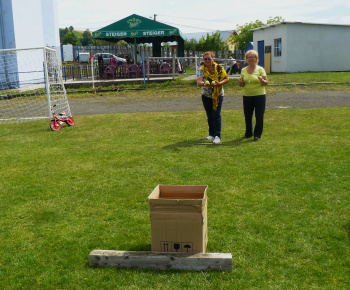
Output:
top-left (184, 38), bottom-right (198, 51)
top-left (81, 29), bottom-right (93, 46)
top-left (230, 16), bottom-right (284, 50)
top-left (59, 27), bottom-right (69, 44)
top-left (62, 31), bottom-right (80, 45)
top-left (197, 32), bottom-right (228, 52)
top-left (117, 40), bottom-right (129, 47)
top-left (69, 26), bottom-right (74, 32)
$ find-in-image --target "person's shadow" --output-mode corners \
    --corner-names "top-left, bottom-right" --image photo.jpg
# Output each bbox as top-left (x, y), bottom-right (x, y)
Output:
top-left (163, 137), bottom-right (252, 151)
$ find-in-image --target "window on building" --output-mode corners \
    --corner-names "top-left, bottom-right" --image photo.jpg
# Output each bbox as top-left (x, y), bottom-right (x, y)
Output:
top-left (274, 38), bottom-right (282, 57)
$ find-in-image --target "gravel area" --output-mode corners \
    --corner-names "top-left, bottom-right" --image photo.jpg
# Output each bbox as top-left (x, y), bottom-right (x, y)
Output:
top-left (69, 90), bottom-right (349, 116)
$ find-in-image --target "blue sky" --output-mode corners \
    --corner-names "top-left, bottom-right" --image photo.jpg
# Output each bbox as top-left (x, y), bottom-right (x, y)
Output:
top-left (58, 0), bottom-right (350, 33)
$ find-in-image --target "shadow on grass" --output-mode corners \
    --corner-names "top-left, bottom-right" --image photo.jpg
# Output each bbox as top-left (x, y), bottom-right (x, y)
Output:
top-left (345, 222), bottom-right (350, 241)
top-left (127, 244), bottom-right (152, 252)
top-left (163, 137), bottom-right (253, 151)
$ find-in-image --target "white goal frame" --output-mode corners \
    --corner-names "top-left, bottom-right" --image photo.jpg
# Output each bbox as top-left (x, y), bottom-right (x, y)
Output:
top-left (0, 47), bottom-right (71, 123)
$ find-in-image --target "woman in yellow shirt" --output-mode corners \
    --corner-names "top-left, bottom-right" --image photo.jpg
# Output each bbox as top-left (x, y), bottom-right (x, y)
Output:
top-left (197, 51), bottom-right (229, 144)
top-left (238, 50), bottom-right (268, 141)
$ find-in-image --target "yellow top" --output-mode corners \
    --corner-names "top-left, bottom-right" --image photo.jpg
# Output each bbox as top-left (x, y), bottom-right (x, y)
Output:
top-left (201, 62), bottom-right (227, 111)
top-left (240, 65), bottom-right (267, 96)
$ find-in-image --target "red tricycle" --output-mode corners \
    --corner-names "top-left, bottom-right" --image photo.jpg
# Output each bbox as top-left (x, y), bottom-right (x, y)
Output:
top-left (50, 105), bottom-right (75, 131)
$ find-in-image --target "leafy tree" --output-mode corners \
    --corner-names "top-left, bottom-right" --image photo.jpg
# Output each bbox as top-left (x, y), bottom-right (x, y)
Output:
top-left (117, 40), bottom-right (129, 47)
top-left (230, 16), bottom-right (284, 50)
top-left (184, 38), bottom-right (198, 51)
top-left (62, 31), bottom-right (80, 45)
top-left (69, 26), bottom-right (74, 32)
top-left (81, 29), bottom-right (93, 46)
top-left (266, 16), bottom-right (284, 25)
top-left (197, 32), bottom-right (228, 52)
top-left (59, 27), bottom-right (69, 44)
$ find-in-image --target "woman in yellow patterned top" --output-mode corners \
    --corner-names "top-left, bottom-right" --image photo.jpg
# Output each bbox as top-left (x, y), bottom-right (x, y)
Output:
top-left (197, 51), bottom-right (229, 144)
top-left (238, 50), bottom-right (268, 141)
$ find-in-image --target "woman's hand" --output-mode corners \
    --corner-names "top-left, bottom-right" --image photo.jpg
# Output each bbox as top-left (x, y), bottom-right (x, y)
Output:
top-left (212, 76), bottom-right (229, 87)
top-left (238, 78), bottom-right (245, 87)
top-left (258, 76), bottom-right (268, 86)
top-left (197, 77), bottom-right (208, 87)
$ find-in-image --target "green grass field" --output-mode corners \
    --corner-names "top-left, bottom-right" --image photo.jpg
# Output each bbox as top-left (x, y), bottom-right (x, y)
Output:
top-left (68, 71), bottom-right (350, 97)
top-left (0, 104), bottom-right (349, 288)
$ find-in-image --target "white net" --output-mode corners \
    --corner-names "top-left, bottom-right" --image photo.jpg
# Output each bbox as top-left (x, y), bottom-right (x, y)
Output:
top-left (0, 47), bottom-right (71, 123)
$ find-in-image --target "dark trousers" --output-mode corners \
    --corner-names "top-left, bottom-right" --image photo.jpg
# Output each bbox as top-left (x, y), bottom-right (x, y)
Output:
top-left (98, 63), bottom-right (104, 78)
top-left (243, 95), bottom-right (266, 138)
top-left (202, 95), bottom-right (224, 138)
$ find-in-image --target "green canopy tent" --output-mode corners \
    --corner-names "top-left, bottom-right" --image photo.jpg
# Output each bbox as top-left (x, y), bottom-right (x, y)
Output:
top-left (92, 14), bottom-right (185, 63)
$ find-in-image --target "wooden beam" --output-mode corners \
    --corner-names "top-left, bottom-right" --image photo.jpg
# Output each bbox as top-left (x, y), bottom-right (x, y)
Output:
top-left (89, 250), bottom-right (232, 271)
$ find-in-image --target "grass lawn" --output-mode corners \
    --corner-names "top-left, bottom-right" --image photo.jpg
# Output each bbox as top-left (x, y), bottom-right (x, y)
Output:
top-left (0, 104), bottom-right (349, 288)
top-left (67, 71), bottom-right (350, 97)
top-left (184, 68), bottom-right (350, 82)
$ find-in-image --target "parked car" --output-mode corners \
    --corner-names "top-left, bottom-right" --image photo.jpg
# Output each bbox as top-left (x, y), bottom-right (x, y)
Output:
top-left (93, 53), bottom-right (127, 65)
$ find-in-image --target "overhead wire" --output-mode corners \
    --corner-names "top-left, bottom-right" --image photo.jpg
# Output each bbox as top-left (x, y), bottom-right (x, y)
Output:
top-left (64, 13), bottom-right (237, 32)
top-left (153, 14), bottom-right (236, 33)
top-left (157, 20), bottom-right (217, 32)
top-left (156, 13), bottom-right (239, 25)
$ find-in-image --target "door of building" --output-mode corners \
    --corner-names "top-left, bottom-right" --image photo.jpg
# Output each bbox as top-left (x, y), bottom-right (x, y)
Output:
top-left (257, 41), bottom-right (265, 67)
top-left (264, 45), bottom-right (271, 73)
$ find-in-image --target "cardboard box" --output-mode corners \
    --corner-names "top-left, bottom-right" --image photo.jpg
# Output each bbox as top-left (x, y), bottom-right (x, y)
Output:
top-left (148, 185), bottom-right (208, 253)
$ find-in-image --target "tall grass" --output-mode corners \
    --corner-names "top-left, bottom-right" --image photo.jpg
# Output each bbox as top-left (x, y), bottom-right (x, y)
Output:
top-left (0, 107), bottom-right (349, 289)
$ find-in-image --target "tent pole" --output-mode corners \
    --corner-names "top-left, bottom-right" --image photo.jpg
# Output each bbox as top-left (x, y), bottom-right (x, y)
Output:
top-left (134, 38), bottom-right (137, 64)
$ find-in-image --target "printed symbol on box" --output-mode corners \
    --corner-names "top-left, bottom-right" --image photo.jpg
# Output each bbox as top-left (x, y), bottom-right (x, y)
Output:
top-left (182, 242), bottom-right (193, 252)
top-left (161, 242), bottom-right (170, 252)
top-left (173, 243), bottom-right (181, 252)
top-left (162, 241), bottom-right (193, 252)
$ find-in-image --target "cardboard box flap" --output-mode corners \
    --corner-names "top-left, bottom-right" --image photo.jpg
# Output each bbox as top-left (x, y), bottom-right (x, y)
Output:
top-left (148, 185), bottom-right (208, 201)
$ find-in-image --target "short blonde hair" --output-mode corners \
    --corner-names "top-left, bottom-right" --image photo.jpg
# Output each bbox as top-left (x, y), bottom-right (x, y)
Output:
top-left (203, 51), bottom-right (214, 59)
top-left (245, 50), bottom-right (259, 62)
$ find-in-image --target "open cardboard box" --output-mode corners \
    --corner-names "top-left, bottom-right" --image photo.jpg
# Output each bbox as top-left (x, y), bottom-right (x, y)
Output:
top-left (148, 185), bottom-right (208, 253)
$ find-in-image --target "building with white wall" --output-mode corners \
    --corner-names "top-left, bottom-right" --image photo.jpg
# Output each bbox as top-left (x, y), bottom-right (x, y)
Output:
top-left (0, 0), bottom-right (60, 89)
top-left (0, 0), bottom-right (60, 50)
top-left (251, 22), bottom-right (350, 73)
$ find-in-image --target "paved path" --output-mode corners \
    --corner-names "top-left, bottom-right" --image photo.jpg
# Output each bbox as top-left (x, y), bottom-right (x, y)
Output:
top-left (69, 90), bottom-right (349, 116)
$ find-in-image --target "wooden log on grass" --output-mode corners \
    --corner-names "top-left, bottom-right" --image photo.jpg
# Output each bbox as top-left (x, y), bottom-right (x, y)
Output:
top-left (89, 250), bottom-right (232, 271)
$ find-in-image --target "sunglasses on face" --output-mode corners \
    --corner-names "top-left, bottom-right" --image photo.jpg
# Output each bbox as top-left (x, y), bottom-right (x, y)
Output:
top-left (204, 58), bottom-right (212, 61)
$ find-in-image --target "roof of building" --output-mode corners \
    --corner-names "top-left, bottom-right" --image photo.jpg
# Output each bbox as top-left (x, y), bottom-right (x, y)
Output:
top-left (251, 21), bottom-right (350, 31)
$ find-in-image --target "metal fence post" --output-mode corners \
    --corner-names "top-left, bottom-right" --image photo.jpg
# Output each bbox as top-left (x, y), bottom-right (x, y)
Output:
top-left (172, 55), bottom-right (175, 80)
top-left (91, 57), bottom-right (95, 89)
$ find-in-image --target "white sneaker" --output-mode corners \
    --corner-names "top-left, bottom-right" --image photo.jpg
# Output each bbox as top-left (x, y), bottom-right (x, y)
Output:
top-left (205, 135), bottom-right (214, 140)
top-left (213, 136), bottom-right (221, 144)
